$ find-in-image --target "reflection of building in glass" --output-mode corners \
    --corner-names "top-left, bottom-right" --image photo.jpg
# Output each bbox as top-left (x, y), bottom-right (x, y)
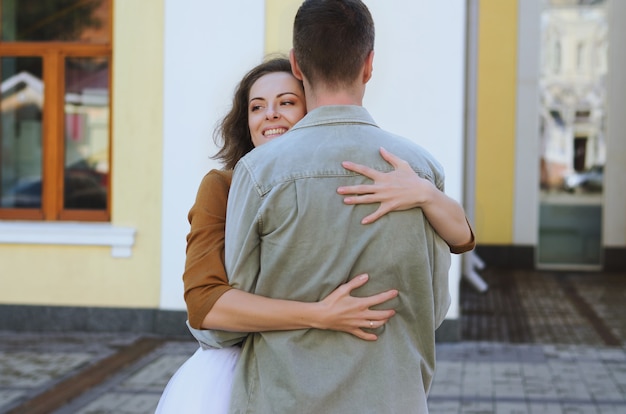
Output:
top-left (539, 0), bottom-right (607, 192)
top-left (0, 68), bottom-right (109, 209)
top-left (0, 70), bottom-right (43, 207)
top-left (63, 58), bottom-right (110, 210)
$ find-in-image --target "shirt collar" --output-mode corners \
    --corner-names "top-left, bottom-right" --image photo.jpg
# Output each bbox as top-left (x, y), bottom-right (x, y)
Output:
top-left (291, 105), bottom-right (379, 131)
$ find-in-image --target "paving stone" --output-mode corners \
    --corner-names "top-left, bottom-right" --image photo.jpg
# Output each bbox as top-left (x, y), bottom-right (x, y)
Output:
top-left (2, 268), bottom-right (625, 413)
top-left (0, 390), bottom-right (25, 410)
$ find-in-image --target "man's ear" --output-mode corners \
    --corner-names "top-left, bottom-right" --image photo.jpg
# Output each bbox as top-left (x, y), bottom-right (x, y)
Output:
top-left (289, 49), bottom-right (304, 81)
top-left (362, 50), bottom-right (375, 83)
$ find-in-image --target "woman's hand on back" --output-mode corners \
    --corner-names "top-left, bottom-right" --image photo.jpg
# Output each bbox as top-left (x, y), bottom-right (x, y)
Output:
top-left (314, 274), bottom-right (397, 341)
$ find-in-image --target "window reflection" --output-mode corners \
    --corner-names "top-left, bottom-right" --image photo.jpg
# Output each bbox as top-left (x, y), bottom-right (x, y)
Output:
top-left (539, 0), bottom-right (607, 195)
top-left (64, 57), bottom-right (109, 210)
top-left (0, 0), bottom-right (110, 43)
top-left (0, 57), bottom-right (43, 208)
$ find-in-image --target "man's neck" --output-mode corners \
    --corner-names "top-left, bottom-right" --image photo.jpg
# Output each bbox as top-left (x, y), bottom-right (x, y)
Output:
top-left (306, 95), bottom-right (363, 111)
top-left (303, 82), bottom-right (365, 111)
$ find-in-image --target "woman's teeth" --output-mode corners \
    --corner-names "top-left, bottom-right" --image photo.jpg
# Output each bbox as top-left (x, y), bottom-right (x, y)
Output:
top-left (264, 128), bottom-right (287, 136)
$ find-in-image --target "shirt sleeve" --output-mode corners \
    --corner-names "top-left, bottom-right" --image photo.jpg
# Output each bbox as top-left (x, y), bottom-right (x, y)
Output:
top-left (448, 217), bottom-right (476, 254)
top-left (430, 221), bottom-right (453, 329)
top-left (224, 160), bottom-right (264, 294)
top-left (183, 171), bottom-right (234, 329)
top-left (189, 161), bottom-right (263, 349)
top-left (428, 165), bottom-right (453, 327)
top-left (423, 162), bottom-right (476, 255)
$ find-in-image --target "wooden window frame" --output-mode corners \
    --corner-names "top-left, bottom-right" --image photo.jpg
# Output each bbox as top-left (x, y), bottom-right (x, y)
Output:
top-left (0, 41), bottom-right (112, 222)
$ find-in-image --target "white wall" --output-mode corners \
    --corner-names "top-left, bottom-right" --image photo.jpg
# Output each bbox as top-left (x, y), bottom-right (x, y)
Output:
top-left (604, 0), bottom-right (626, 247)
top-left (160, 0), bottom-right (265, 309)
top-left (160, 0), bottom-right (468, 320)
top-left (365, 1), bottom-right (467, 318)
top-left (514, 0), bottom-right (541, 245)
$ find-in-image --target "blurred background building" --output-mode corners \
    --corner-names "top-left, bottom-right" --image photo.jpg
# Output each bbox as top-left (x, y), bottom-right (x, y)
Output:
top-left (0, 0), bottom-right (624, 341)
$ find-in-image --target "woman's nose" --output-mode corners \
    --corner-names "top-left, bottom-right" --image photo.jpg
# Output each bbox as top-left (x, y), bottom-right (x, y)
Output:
top-left (266, 107), bottom-right (280, 119)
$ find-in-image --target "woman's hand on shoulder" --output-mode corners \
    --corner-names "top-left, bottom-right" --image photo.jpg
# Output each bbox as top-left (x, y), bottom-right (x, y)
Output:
top-left (337, 147), bottom-right (436, 224)
top-left (338, 147), bottom-right (474, 250)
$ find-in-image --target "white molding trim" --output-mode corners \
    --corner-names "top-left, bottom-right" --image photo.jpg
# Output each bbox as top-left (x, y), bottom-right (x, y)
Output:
top-left (514, 0), bottom-right (541, 245)
top-left (0, 221), bottom-right (136, 258)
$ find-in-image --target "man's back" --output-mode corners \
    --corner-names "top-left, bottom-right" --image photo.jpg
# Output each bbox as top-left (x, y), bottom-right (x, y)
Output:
top-left (224, 105), bottom-right (451, 413)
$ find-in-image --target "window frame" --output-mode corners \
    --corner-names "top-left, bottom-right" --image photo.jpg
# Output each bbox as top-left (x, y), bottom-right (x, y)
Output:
top-left (0, 40), bottom-right (112, 221)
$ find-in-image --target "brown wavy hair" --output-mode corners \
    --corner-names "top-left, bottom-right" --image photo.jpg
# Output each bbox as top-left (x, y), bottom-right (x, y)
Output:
top-left (212, 57), bottom-right (299, 170)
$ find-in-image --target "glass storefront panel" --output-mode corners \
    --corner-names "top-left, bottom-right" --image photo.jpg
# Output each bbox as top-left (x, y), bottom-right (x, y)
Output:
top-left (537, 0), bottom-right (608, 268)
top-left (63, 56), bottom-right (109, 210)
top-left (0, 0), bottom-right (110, 43)
top-left (0, 56), bottom-right (43, 208)
top-left (539, 0), bottom-right (607, 195)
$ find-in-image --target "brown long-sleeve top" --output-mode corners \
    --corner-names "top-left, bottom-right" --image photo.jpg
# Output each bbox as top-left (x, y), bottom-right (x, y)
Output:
top-left (183, 169), bottom-right (476, 329)
top-left (183, 170), bottom-right (234, 329)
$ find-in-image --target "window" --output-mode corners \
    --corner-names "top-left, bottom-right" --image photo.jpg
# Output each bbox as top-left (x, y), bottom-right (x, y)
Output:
top-left (0, 0), bottom-right (112, 221)
top-left (576, 41), bottom-right (585, 71)
top-left (553, 40), bottom-right (561, 74)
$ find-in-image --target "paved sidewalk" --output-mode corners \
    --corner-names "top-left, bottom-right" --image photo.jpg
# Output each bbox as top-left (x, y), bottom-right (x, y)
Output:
top-left (430, 342), bottom-right (626, 414)
top-left (1, 332), bottom-right (625, 414)
top-left (0, 332), bottom-right (168, 414)
top-left (1, 268), bottom-right (625, 413)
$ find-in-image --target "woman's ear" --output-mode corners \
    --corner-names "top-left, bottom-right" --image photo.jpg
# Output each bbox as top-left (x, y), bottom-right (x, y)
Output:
top-left (289, 49), bottom-right (304, 81)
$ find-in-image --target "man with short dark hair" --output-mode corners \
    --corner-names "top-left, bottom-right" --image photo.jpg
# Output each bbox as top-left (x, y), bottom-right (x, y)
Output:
top-left (221, 1), bottom-right (453, 412)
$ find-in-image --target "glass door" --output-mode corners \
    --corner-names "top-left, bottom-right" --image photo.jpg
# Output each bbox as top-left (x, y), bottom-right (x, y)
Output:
top-left (537, 0), bottom-right (608, 269)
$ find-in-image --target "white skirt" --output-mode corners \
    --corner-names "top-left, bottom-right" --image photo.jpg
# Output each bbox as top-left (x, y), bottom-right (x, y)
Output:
top-left (155, 346), bottom-right (241, 414)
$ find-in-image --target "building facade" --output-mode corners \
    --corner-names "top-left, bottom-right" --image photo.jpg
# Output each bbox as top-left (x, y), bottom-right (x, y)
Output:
top-left (0, 0), bottom-right (623, 340)
top-left (474, 0), bottom-right (626, 271)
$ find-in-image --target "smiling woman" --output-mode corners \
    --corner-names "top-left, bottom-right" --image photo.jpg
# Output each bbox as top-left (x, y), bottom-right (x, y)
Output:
top-left (155, 57), bottom-right (401, 413)
top-left (247, 71), bottom-right (306, 147)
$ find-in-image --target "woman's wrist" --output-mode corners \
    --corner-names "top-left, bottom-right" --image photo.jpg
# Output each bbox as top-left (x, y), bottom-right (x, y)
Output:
top-left (307, 301), bottom-right (330, 330)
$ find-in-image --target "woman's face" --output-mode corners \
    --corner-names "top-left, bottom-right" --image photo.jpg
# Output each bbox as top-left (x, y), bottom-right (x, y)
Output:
top-left (248, 71), bottom-right (306, 148)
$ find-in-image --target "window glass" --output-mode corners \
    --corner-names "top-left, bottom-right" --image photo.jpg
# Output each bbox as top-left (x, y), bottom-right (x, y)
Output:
top-left (64, 57), bottom-right (109, 210)
top-left (0, 56), bottom-right (43, 208)
top-left (537, 0), bottom-right (607, 268)
top-left (539, 0), bottom-right (607, 194)
top-left (0, 0), bottom-right (110, 43)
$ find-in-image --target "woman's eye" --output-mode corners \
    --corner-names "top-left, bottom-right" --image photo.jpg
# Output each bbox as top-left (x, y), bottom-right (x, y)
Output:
top-left (250, 105), bottom-right (262, 112)
top-left (281, 100), bottom-right (295, 106)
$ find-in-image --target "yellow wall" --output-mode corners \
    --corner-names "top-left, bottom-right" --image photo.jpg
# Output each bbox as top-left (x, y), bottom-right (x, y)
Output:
top-left (0, 0), bottom-right (165, 308)
top-left (475, 0), bottom-right (518, 244)
top-left (265, 0), bottom-right (301, 54)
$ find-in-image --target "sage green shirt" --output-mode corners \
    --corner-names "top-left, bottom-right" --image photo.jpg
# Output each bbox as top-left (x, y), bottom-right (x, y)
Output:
top-left (197, 105), bottom-right (451, 413)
